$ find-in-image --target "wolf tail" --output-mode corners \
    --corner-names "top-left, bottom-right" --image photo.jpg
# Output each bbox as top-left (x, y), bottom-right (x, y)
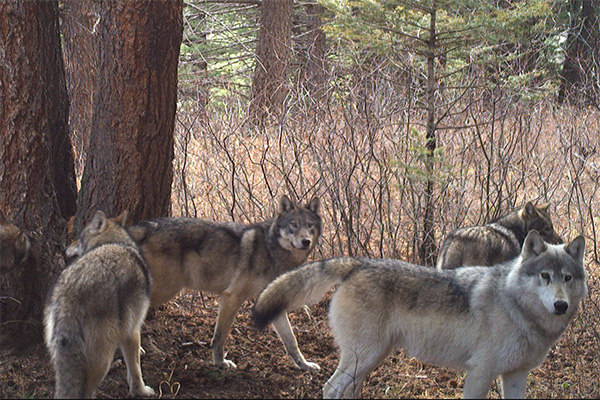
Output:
top-left (252, 257), bottom-right (363, 329)
top-left (46, 310), bottom-right (87, 398)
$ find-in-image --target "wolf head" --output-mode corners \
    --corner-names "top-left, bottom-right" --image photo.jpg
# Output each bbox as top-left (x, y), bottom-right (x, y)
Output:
top-left (66, 210), bottom-right (133, 259)
top-left (272, 195), bottom-right (322, 252)
top-left (519, 202), bottom-right (563, 244)
top-left (514, 230), bottom-right (587, 318)
top-left (0, 211), bottom-right (31, 275)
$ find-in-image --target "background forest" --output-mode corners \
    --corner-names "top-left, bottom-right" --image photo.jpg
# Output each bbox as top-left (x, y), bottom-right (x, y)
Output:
top-left (1, 0), bottom-right (599, 398)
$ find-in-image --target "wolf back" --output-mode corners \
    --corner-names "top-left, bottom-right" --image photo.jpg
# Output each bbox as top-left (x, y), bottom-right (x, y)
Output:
top-left (436, 201), bottom-right (563, 270)
top-left (45, 211), bottom-right (154, 398)
top-left (125, 195), bottom-right (323, 370)
top-left (253, 230), bottom-right (587, 399)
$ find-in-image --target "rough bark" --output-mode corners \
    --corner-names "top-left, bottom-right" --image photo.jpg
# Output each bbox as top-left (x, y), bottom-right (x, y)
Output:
top-left (60, 0), bottom-right (99, 177)
top-left (74, 0), bottom-right (183, 233)
top-left (303, 0), bottom-right (328, 107)
top-left (0, 0), bottom-right (71, 343)
top-left (249, 0), bottom-right (292, 126)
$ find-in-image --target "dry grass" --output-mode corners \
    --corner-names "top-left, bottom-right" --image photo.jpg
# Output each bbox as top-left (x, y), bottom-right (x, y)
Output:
top-left (2, 94), bottom-right (599, 398)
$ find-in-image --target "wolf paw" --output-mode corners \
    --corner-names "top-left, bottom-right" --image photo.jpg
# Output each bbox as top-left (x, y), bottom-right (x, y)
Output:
top-left (215, 359), bottom-right (237, 369)
top-left (132, 385), bottom-right (155, 397)
top-left (300, 361), bottom-right (321, 372)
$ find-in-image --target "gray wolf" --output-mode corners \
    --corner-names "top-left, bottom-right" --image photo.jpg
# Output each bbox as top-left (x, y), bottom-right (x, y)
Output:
top-left (436, 201), bottom-right (563, 270)
top-left (45, 211), bottom-right (154, 398)
top-left (125, 195), bottom-right (322, 370)
top-left (253, 230), bottom-right (587, 399)
top-left (0, 211), bottom-right (30, 275)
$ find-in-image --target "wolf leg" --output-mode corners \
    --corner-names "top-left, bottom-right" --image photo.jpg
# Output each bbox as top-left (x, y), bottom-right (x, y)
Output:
top-left (271, 313), bottom-right (320, 371)
top-left (323, 344), bottom-right (390, 399)
top-left (120, 329), bottom-right (154, 397)
top-left (500, 369), bottom-right (529, 399)
top-left (462, 369), bottom-right (495, 399)
top-left (211, 289), bottom-right (246, 369)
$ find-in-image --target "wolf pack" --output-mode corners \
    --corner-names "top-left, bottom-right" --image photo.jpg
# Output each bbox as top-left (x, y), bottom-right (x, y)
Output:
top-left (0, 196), bottom-right (590, 399)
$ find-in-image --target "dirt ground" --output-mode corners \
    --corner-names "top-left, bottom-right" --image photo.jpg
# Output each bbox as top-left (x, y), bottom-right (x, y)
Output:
top-left (1, 278), bottom-right (599, 399)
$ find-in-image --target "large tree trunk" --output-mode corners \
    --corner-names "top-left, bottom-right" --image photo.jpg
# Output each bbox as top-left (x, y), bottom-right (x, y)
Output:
top-left (60, 0), bottom-right (99, 178)
top-left (304, 0), bottom-right (328, 106)
top-left (74, 0), bottom-right (183, 233)
top-left (249, 0), bottom-right (292, 126)
top-left (0, 0), bottom-right (72, 344)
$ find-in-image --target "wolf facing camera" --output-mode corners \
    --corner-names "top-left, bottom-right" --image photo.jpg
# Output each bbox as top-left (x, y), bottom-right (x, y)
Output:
top-left (253, 230), bottom-right (587, 399)
top-left (124, 194), bottom-right (323, 371)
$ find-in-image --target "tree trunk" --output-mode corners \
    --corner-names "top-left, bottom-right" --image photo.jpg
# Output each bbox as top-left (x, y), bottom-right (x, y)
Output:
top-left (74, 0), bottom-right (183, 233)
top-left (249, 0), bottom-right (292, 126)
top-left (0, 0), bottom-right (72, 344)
top-left (558, 0), bottom-right (600, 105)
top-left (304, 0), bottom-right (328, 106)
top-left (420, 6), bottom-right (438, 267)
top-left (60, 0), bottom-right (99, 178)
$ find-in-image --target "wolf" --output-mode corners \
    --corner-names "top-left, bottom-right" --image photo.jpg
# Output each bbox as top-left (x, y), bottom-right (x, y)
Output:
top-left (436, 201), bottom-right (563, 270)
top-left (124, 195), bottom-right (321, 371)
top-left (253, 230), bottom-right (587, 399)
top-left (45, 210), bottom-right (154, 399)
top-left (0, 211), bottom-right (30, 275)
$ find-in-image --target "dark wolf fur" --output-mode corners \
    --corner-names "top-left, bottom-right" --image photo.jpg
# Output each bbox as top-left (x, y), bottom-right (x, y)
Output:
top-left (0, 211), bottom-right (30, 275)
top-left (436, 201), bottom-right (562, 270)
top-left (46, 211), bottom-right (153, 398)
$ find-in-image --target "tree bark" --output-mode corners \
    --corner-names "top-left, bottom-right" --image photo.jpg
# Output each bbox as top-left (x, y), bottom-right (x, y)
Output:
top-left (0, 0), bottom-right (71, 342)
top-left (249, 0), bottom-right (292, 126)
top-left (74, 0), bottom-right (183, 233)
top-left (420, 5), bottom-right (438, 267)
top-left (304, 0), bottom-right (328, 106)
top-left (60, 0), bottom-right (99, 177)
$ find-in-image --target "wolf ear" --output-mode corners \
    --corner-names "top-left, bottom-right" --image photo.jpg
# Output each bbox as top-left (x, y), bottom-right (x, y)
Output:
top-left (521, 202), bottom-right (537, 220)
top-left (522, 230), bottom-right (547, 260)
top-left (114, 210), bottom-right (129, 227)
top-left (537, 202), bottom-right (551, 212)
top-left (306, 197), bottom-right (320, 215)
top-left (278, 195), bottom-right (295, 214)
top-left (90, 210), bottom-right (108, 233)
top-left (565, 235), bottom-right (585, 264)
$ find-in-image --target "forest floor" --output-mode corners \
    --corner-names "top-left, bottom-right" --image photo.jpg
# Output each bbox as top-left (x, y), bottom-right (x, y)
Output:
top-left (1, 271), bottom-right (600, 399)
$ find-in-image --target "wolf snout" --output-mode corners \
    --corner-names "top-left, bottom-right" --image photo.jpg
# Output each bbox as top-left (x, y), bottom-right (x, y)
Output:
top-left (301, 239), bottom-right (311, 249)
top-left (553, 300), bottom-right (568, 315)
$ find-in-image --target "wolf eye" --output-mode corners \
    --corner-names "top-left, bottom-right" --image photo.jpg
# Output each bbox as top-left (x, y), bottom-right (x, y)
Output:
top-left (541, 272), bottom-right (550, 281)
top-left (565, 275), bottom-right (572, 282)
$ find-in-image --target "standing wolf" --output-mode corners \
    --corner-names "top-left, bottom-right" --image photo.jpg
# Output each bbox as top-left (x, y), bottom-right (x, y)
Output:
top-left (124, 195), bottom-right (322, 370)
top-left (436, 201), bottom-right (562, 270)
top-left (45, 211), bottom-right (154, 399)
top-left (253, 231), bottom-right (587, 399)
top-left (0, 211), bottom-right (30, 275)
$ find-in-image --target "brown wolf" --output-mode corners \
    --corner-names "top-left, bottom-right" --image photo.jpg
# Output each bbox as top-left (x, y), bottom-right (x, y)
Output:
top-left (46, 211), bottom-right (154, 398)
top-left (0, 211), bottom-right (30, 275)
